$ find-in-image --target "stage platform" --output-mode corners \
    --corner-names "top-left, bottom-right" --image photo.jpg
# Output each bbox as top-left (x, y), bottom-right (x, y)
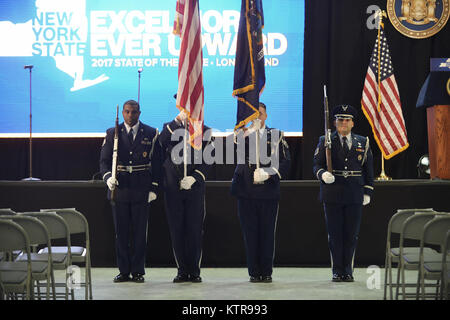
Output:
top-left (0, 179), bottom-right (449, 268)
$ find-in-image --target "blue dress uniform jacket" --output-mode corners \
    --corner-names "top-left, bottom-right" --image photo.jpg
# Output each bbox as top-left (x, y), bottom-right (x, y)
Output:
top-left (100, 122), bottom-right (161, 202)
top-left (231, 128), bottom-right (291, 278)
top-left (159, 120), bottom-right (213, 278)
top-left (231, 128), bottom-right (291, 200)
top-left (99, 121), bottom-right (162, 276)
top-left (313, 131), bottom-right (374, 277)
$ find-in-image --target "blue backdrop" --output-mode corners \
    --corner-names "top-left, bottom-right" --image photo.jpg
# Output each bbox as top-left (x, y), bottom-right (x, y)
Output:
top-left (0, 0), bottom-right (304, 135)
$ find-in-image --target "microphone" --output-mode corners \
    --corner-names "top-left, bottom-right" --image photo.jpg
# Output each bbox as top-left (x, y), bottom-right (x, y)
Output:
top-left (24, 65), bottom-right (34, 69)
top-left (138, 68), bottom-right (143, 73)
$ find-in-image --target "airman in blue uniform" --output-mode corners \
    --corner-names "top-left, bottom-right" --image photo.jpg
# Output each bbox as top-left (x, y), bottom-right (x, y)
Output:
top-left (231, 103), bottom-right (291, 283)
top-left (313, 104), bottom-right (374, 282)
top-left (159, 111), bottom-right (213, 283)
top-left (100, 99), bottom-right (162, 283)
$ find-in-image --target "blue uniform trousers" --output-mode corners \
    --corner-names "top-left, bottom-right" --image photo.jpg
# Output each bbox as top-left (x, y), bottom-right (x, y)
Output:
top-left (164, 188), bottom-right (205, 278)
top-left (237, 198), bottom-right (279, 278)
top-left (323, 203), bottom-right (362, 276)
top-left (112, 201), bottom-right (150, 276)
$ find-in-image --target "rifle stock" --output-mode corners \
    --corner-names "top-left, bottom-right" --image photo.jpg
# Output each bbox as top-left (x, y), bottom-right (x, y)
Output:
top-left (110, 104), bottom-right (119, 203)
top-left (323, 85), bottom-right (332, 172)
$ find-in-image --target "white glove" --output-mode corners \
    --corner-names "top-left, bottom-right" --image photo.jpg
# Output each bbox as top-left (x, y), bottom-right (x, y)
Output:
top-left (321, 171), bottom-right (335, 184)
top-left (175, 111), bottom-right (187, 125)
top-left (148, 192), bottom-right (157, 203)
top-left (244, 119), bottom-right (262, 137)
top-left (107, 177), bottom-right (119, 191)
top-left (253, 168), bottom-right (269, 184)
top-left (363, 195), bottom-right (371, 206)
top-left (180, 176), bottom-right (196, 190)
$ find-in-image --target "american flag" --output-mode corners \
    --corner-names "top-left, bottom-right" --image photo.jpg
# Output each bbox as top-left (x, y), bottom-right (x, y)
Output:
top-left (361, 25), bottom-right (409, 159)
top-left (174, 0), bottom-right (204, 150)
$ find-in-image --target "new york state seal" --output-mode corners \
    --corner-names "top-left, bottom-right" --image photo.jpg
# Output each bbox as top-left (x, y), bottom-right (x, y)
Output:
top-left (387, 0), bottom-right (449, 38)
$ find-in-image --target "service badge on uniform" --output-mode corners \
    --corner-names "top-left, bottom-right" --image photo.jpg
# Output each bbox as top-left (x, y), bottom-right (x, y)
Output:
top-left (387, 0), bottom-right (450, 39)
top-left (358, 154), bottom-right (363, 161)
top-left (143, 151), bottom-right (148, 158)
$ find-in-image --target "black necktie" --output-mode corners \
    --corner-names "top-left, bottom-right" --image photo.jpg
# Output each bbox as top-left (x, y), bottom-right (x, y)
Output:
top-left (128, 128), bottom-right (134, 144)
top-left (342, 136), bottom-right (349, 154)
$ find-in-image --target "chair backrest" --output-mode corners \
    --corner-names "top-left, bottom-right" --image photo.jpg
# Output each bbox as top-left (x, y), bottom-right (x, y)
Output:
top-left (401, 212), bottom-right (446, 244)
top-left (40, 208), bottom-right (88, 236)
top-left (422, 215), bottom-right (450, 249)
top-left (19, 211), bottom-right (71, 244)
top-left (0, 209), bottom-right (16, 215)
top-left (389, 208), bottom-right (434, 234)
top-left (0, 220), bottom-right (31, 254)
top-left (0, 215), bottom-right (51, 249)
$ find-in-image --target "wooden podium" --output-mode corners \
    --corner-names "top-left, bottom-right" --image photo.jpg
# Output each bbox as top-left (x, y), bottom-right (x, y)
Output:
top-left (417, 58), bottom-right (450, 180)
top-left (426, 105), bottom-right (450, 179)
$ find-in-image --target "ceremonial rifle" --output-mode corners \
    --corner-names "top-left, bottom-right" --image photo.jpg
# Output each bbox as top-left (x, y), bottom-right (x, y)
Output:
top-left (323, 85), bottom-right (332, 172)
top-left (110, 104), bottom-right (119, 203)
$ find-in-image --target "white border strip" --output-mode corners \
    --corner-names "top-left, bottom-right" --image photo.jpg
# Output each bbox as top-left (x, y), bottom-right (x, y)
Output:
top-left (0, 132), bottom-right (303, 138)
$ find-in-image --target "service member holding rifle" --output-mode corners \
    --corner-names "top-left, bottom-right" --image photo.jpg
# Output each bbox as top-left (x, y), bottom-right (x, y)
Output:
top-left (100, 99), bottom-right (162, 283)
top-left (313, 86), bottom-right (374, 282)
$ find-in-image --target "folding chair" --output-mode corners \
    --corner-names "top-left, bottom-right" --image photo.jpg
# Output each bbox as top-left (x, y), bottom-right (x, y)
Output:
top-left (0, 215), bottom-right (56, 300)
top-left (18, 211), bottom-right (73, 300)
top-left (40, 208), bottom-right (93, 299)
top-left (383, 208), bottom-right (435, 300)
top-left (417, 215), bottom-right (450, 300)
top-left (0, 220), bottom-right (32, 300)
top-left (440, 230), bottom-right (450, 300)
top-left (396, 211), bottom-right (446, 299)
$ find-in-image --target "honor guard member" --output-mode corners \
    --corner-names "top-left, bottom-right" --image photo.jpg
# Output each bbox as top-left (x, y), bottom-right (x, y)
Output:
top-left (100, 99), bottom-right (162, 283)
top-left (231, 103), bottom-right (291, 283)
top-left (159, 110), bottom-right (213, 283)
top-left (313, 104), bottom-right (374, 282)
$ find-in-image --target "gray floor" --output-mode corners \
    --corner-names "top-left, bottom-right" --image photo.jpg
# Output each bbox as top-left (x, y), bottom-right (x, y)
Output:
top-left (61, 267), bottom-right (428, 300)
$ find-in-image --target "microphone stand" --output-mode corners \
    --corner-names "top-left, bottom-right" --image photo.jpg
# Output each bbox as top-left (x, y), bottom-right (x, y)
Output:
top-left (22, 65), bottom-right (40, 181)
top-left (137, 68), bottom-right (143, 105)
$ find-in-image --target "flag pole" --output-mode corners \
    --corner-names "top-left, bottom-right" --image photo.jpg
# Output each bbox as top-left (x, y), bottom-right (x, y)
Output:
top-left (375, 9), bottom-right (391, 181)
top-left (184, 117), bottom-right (188, 178)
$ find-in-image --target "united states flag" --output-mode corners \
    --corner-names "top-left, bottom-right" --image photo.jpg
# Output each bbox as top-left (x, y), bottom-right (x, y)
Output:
top-left (361, 26), bottom-right (409, 159)
top-left (174, 0), bottom-right (204, 150)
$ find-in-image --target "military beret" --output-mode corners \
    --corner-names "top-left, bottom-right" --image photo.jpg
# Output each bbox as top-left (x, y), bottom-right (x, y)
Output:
top-left (332, 104), bottom-right (357, 120)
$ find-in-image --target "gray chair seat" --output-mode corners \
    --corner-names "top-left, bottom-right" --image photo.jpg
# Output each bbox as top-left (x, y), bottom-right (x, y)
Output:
top-left (402, 251), bottom-right (442, 264)
top-left (423, 262), bottom-right (450, 273)
top-left (39, 246), bottom-right (86, 256)
top-left (15, 253), bottom-right (67, 264)
top-left (0, 271), bottom-right (28, 285)
top-left (0, 261), bottom-right (48, 273)
top-left (391, 247), bottom-right (436, 256)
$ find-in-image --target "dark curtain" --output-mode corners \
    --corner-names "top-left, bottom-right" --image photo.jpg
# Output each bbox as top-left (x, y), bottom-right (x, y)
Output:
top-left (302, 0), bottom-right (450, 180)
top-left (1, 0), bottom-right (449, 181)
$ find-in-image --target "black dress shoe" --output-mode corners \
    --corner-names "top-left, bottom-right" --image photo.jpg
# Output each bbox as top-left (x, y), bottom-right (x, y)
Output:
top-left (261, 276), bottom-right (272, 283)
top-left (332, 274), bottom-right (342, 282)
top-left (190, 276), bottom-right (202, 283)
top-left (113, 273), bottom-right (131, 283)
top-left (132, 273), bottom-right (145, 283)
top-left (342, 274), bottom-right (354, 282)
top-left (249, 276), bottom-right (261, 283)
top-left (173, 275), bottom-right (190, 283)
